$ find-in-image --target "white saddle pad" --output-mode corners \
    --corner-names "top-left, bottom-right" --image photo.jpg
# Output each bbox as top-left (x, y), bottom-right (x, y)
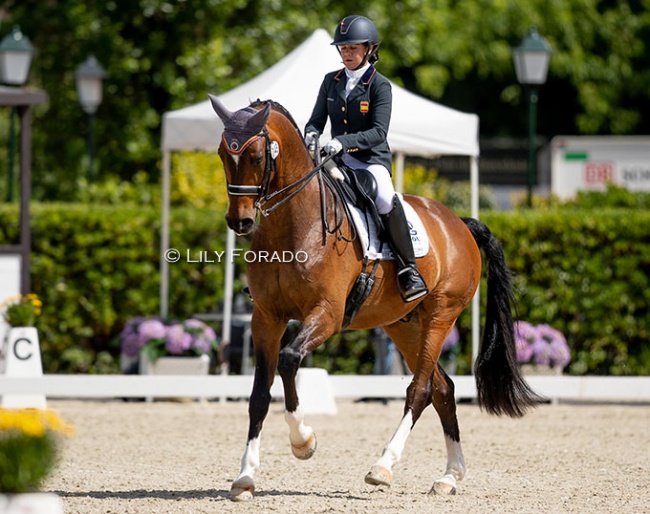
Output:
top-left (348, 194), bottom-right (429, 261)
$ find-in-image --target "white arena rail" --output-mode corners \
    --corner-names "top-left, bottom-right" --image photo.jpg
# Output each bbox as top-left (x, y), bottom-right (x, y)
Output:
top-left (0, 373), bottom-right (649, 403)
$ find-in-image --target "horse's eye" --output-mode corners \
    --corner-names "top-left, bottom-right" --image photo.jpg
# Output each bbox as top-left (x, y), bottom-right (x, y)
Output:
top-left (252, 154), bottom-right (264, 167)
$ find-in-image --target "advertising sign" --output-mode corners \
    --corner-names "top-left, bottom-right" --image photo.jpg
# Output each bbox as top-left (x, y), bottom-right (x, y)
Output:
top-left (550, 136), bottom-right (650, 199)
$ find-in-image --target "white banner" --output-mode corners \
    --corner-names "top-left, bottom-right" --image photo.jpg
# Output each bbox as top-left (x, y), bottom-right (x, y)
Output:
top-left (550, 136), bottom-right (650, 199)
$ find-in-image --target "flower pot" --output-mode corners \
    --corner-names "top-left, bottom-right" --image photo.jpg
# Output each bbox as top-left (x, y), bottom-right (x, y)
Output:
top-left (0, 493), bottom-right (63, 514)
top-left (139, 354), bottom-right (211, 402)
top-left (139, 354), bottom-right (210, 376)
top-left (520, 364), bottom-right (563, 376)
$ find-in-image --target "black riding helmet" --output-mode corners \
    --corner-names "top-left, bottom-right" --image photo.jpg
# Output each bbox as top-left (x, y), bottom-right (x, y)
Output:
top-left (332, 15), bottom-right (380, 68)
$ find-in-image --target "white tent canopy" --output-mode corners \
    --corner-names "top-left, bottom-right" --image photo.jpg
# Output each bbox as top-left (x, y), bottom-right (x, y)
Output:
top-left (161, 28), bottom-right (479, 157)
top-left (160, 29), bottom-right (482, 363)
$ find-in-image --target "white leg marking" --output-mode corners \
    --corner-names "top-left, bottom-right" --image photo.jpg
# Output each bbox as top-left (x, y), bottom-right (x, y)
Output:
top-left (236, 435), bottom-right (261, 481)
top-left (430, 435), bottom-right (466, 495)
top-left (285, 407), bottom-right (314, 447)
top-left (285, 407), bottom-right (317, 459)
top-left (444, 435), bottom-right (466, 481)
top-left (374, 410), bottom-right (413, 472)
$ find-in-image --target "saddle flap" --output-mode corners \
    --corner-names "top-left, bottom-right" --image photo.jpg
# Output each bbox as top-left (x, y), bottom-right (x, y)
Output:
top-left (349, 168), bottom-right (378, 201)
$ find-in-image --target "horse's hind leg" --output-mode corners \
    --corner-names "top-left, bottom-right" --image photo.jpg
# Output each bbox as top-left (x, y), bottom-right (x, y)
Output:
top-left (364, 365), bottom-right (434, 488)
top-left (364, 319), bottom-right (440, 488)
top-left (366, 314), bottom-right (465, 493)
top-left (429, 363), bottom-right (466, 495)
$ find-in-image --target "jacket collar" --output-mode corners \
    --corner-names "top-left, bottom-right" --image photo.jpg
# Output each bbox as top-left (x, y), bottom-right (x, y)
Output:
top-left (334, 65), bottom-right (376, 84)
top-left (334, 65), bottom-right (377, 99)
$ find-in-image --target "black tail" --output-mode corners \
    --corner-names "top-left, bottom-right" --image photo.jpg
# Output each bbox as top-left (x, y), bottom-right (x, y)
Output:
top-left (461, 217), bottom-right (544, 417)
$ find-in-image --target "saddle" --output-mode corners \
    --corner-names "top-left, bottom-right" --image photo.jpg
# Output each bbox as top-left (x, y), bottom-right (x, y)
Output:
top-left (335, 161), bottom-right (383, 232)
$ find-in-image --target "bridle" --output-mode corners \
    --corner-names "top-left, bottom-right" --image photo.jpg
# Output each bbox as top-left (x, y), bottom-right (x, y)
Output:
top-left (224, 127), bottom-right (322, 217)
top-left (223, 126), bottom-right (356, 241)
top-left (224, 128), bottom-right (276, 199)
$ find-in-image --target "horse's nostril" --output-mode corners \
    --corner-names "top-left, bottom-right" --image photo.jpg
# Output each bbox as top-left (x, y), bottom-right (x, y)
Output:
top-left (240, 218), bottom-right (254, 234)
top-left (227, 217), bottom-right (255, 236)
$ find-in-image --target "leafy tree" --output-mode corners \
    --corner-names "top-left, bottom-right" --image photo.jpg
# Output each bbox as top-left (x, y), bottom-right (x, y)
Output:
top-left (1, 0), bottom-right (648, 200)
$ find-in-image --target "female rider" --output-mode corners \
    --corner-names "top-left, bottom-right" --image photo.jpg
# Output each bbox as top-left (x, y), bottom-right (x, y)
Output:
top-left (305, 15), bottom-right (428, 302)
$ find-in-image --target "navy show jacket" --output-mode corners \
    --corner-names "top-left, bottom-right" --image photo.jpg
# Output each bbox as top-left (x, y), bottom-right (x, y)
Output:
top-left (305, 65), bottom-right (393, 173)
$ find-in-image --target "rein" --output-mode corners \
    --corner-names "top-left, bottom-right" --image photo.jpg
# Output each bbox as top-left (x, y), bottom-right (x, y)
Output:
top-left (259, 153), bottom-right (356, 242)
top-left (224, 128), bottom-right (355, 241)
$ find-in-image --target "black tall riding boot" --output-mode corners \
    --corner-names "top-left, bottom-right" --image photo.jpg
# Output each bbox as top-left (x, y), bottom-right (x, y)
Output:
top-left (381, 195), bottom-right (429, 302)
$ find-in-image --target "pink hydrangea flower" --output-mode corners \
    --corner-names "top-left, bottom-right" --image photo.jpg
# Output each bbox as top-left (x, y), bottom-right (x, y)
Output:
top-left (165, 323), bottom-right (192, 354)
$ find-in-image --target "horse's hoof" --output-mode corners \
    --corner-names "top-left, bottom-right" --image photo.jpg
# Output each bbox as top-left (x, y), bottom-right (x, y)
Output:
top-left (429, 475), bottom-right (457, 496)
top-left (229, 477), bottom-right (255, 501)
top-left (365, 465), bottom-right (392, 487)
top-left (291, 432), bottom-right (317, 460)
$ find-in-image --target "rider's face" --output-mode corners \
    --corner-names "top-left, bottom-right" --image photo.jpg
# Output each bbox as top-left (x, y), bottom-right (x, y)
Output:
top-left (338, 44), bottom-right (367, 70)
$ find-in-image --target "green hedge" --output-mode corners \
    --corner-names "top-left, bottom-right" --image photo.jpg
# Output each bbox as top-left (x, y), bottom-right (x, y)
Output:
top-left (479, 209), bottom-right (650, 376)
top-left (0, 203), bottom-right (241, 373)
top-left (0, 204), bottom-right (648, 375)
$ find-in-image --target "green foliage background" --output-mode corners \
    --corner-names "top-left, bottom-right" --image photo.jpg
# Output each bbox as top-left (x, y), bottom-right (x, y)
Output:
top-left (1, 199), bottom-right (649, 376)
top-left (0, 2), bottom-right (648, 377)
top-left (1, 1), bottom-right (649, 200)
top-left (0, 432), bottom-right (57, 493)
top-left (0, 202), bottom-right (239, 373)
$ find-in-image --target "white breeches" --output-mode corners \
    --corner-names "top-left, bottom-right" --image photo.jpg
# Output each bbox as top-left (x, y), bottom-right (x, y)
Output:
top-left (341, 154), bottom-right (395, 215)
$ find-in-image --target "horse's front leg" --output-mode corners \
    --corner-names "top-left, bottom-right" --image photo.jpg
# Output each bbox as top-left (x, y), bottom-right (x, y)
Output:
top-left (277, 306), bottom-right (339, 460)
top-left (229, 312), bottom-right (285, 502)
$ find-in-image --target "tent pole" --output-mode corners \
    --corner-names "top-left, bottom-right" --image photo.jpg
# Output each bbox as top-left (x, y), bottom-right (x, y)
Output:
top-left (470, 155), bottom-right (479, 220)
top-left (219, 229), bottom-right (236, 396)
top-left (470, 155), bottom-right (480, 369)
top-left (221, 229), bottom-right (235, 348)
top-left (160, 150), bottom-right (171, 318)
top-left (394, 152), bottom-right (405, 193)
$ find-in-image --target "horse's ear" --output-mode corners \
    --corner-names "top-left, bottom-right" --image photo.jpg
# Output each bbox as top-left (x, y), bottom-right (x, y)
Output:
top-left (248, 103), bottom-right (271, 133)
top-left (208, 94), bottom-right (232, 123)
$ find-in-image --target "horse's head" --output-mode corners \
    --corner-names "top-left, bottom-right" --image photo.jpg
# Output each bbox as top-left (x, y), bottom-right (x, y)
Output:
top-left (209, 94), bottom-right (273, 235)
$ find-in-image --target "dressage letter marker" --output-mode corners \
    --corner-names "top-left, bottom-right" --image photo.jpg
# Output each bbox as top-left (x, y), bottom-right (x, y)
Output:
top-left (1, 327), bottom-right (47, 408)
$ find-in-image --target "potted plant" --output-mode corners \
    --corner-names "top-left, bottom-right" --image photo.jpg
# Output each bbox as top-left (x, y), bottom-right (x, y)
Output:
top-left (1, 294), bottom-right (42, 328)
top-left (0, 408), bottom-right (73, 513)
top-left (118, 316), bottom-right (218, 376)
top-left (514, 320), bottom-right (571, 375)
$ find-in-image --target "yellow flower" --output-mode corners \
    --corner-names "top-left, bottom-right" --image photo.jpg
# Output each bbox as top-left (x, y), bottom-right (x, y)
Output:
top-left (0, 407), bottom-right (72, 493)
top-left (0, 409), bottom-right (74, 437)
top-left (1, 294), bottom-right (43, 327)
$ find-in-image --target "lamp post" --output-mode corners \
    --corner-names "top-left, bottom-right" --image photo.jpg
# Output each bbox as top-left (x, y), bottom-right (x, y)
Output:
top-left (74, 55), bottom-right (106, 182)
top-left (0, 26), bottom-right (35, 202)
top-left (512, 27), bottom-right (552, 207)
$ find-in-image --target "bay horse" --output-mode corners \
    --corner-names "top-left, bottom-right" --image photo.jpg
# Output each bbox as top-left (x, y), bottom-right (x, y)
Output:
top-left (209, 95), bottom-right (541, 501)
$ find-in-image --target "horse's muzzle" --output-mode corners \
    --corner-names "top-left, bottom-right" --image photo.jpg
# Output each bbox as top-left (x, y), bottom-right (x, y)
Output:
top-left (227, 216), bottom-right (255, 236)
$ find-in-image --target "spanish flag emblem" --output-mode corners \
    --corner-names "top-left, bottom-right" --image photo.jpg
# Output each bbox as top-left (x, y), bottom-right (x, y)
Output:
top-left (360, 101), bottom-right (369, 113)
